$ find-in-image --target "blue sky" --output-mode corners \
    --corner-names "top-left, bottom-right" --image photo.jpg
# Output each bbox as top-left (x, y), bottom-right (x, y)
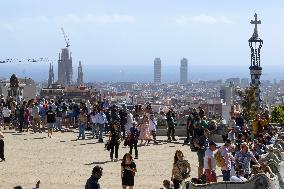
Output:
top-left (0, 0), bottom-right (283, 82)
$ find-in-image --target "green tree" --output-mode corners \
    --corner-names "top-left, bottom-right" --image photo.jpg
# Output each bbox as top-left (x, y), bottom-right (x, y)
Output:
top-left (236, 86), bottom-right (259, 122)
top-left (271, 105), bottom-right (284, 124)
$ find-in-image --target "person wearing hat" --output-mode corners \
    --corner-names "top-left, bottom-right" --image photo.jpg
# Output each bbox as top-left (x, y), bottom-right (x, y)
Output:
top-left (0, 131), bottom-right (5, 161)
top-left (85, 165), bottom-right (103, 189)
top-left (204, 141), bottom-right (217, 183)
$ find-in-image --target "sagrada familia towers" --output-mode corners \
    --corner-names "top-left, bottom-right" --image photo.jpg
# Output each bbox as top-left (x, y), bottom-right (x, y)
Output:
top-left (48, 48), bottom-right (84, 87)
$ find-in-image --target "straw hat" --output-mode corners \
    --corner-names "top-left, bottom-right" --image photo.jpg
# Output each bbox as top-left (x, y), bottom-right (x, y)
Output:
top-left (0, 132), bottom-right (4, 139)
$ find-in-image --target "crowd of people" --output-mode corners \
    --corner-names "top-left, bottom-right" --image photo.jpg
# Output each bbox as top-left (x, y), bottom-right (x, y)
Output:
top-left (0, 94), bottom-right (283, 189)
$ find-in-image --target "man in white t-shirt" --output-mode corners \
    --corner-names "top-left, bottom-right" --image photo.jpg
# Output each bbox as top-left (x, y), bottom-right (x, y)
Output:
top-left (204, 141), bottom-right (217, 183)
top-left (2, 106), bottom-right (11, 130)
top-left (230, 169), bottom-right (247, 182)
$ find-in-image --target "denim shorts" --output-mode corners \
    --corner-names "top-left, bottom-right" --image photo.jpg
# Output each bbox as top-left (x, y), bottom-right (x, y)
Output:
top-left (47, 123), bottom-right (54, 129)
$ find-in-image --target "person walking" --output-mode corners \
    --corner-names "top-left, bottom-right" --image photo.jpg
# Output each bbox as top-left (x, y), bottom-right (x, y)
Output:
top-left (121, 153), bottom-right (137, 189)
top-left (85, 165), bottom-right (103, 189)
top-left (46, 106), bottom-right (56, 138)
top-left (129, 124), bottom-right (139, 159)
top-left (78, 109), bottom-right (87, 140)
top-left (171, 150), bottom-right (191, 189)
top-left (0, 131), bottom-right (5, 161)
top-left (94, 108), bottom-right (108, 143)
top-left (109, 121), bottom-right (121, 161)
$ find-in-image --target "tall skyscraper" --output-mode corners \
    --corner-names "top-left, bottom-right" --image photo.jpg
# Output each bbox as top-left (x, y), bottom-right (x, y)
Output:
top-left (58, 48), bottom-right (73, 86)
top-left (154, 58), bottom-right (161, 83)
top-left (77, 61), bottom-right (84, 86)
top-left (48, 63), bottom-right (54, 87)
top-left (180, 58), bottom-right (188, 84)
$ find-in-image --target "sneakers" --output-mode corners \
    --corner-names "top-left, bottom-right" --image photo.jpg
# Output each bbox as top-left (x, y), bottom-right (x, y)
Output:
top-left (134, 156), bottom-right (138, 159)
top-left (98, 139), bottom-right (104, 143)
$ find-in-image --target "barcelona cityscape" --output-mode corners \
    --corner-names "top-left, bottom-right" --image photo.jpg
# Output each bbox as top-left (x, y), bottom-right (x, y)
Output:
top-left (0, 1), bottom-right (284, 189)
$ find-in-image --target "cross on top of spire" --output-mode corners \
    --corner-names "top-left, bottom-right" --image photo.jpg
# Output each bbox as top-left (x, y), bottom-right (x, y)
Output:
top-left (250, 13), bottom-right (261, 41)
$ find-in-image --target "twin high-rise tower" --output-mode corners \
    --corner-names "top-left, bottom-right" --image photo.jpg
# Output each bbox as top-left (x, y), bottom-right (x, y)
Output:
top-left (153, 57), bottom-right (188, 84)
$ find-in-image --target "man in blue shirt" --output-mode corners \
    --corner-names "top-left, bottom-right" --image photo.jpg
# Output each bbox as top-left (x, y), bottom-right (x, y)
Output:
top-left (85, 166), bottom-right (103, 189)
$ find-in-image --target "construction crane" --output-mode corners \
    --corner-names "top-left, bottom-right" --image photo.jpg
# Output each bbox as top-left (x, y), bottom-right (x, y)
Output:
top-left (61, 27), bottom-right (70, 48)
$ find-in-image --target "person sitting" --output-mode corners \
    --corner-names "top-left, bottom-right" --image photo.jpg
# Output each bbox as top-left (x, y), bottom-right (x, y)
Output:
top-left (230, 169), bottom-right (247, 182)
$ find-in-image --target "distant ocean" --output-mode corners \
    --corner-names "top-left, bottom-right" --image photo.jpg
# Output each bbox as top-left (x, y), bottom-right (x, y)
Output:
top-left (0, 63), bottom-right (283, 82)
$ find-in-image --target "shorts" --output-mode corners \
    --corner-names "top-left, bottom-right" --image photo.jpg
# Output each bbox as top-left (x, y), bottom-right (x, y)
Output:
top-left (3, 117), bottom-right (10, 124)
top-left (47, 123), bottom-right (54, 129)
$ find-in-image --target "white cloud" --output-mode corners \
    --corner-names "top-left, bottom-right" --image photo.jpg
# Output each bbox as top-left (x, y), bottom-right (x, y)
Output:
top-left (0, 14), bottom-right (136, 31)
top-left (22, 14), bottom-right (136, 25)
top-left (176, 15), bottom-right (232, 25)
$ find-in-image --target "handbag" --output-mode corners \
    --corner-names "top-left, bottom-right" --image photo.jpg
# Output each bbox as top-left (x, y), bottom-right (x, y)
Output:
top-left (177, 164), bottom-right (189, 180)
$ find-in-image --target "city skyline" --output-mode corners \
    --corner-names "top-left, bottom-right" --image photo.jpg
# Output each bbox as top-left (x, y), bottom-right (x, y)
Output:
top-left (0, 1), bottom-right (284, 82)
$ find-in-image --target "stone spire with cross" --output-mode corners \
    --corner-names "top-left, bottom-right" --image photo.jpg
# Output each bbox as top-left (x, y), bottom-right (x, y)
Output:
top-left (248, 13), bottom-right (264, 109)
top-left (249, 13), bottom-right (262, 41)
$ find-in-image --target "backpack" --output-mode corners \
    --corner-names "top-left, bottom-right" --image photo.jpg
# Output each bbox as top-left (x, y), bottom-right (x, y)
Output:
top-left (215, 150), bottom-right (226, 167)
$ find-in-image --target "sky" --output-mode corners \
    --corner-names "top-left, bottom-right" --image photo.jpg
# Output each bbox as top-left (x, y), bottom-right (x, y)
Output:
top-left (0, 0), bottom-right (283, 82)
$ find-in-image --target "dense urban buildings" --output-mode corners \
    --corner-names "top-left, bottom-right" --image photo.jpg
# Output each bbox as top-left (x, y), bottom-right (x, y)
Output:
top-left (180, 58), bottom-right (188, 84)
top-left (153, 57), bottom-right (161, 83)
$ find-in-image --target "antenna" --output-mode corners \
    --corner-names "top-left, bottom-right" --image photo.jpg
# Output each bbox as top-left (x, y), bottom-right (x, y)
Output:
top-left (61, 27), bottom-right (70, 48)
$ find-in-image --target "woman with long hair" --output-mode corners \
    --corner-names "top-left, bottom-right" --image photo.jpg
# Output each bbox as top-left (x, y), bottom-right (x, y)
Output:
top-left (171, 150), bottom-right (191, 189)
top-left (109, 121), bottom-right (121, 161)
top-left (121, 153), bottom-right (137, 189)
top-left (138, 115), bottom-right (151, 145)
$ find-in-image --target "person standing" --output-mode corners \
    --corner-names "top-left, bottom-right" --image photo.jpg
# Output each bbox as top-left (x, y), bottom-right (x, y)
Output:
top-left (171, 150), bottom-right (191, 189)
top-left (148, 113), bottom-right (158, 144)
top-left (109, 121), bottom-right (121, 161)
top-left (32, 103), bottom-right (41, 133)
top-left (166, 108), bottom-right (176, 142)
top-left (95, 108), bottom-right (108, 143)
top-left (204, 141), bottom-right (217, 183)
top-left (138, 115), bottom-right (151, 145)
top-left (218, 139), bottom-right (233, 181)
top-left (185, 110), bottom-right (194, 144)
top-left (0, 132), bottom-right (5, 161)
top-left (85, 165), bottom-right (103, 189)
top-left (78, 109), bottom-right (87, 140)
top-left (2, 105), bottom-right (11, 130)
top-left (55, 106), bottom-right (63, 131)
top-left (18, 102), bottom-right (26, 133)
top-left (195, 129), bottom-right (209, 178)
top-left (121, 153), bottom-right (137, 189)
top-left (90, 110), bottom-right (97, 139)
top-left (46, 106), bottom-right (56, 138)
top-left (235, 143), bottom-right (259, 179)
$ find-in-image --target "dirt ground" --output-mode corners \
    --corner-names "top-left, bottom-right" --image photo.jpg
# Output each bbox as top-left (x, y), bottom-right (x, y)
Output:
top-left (0, 129), bottom-right (221, 189)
